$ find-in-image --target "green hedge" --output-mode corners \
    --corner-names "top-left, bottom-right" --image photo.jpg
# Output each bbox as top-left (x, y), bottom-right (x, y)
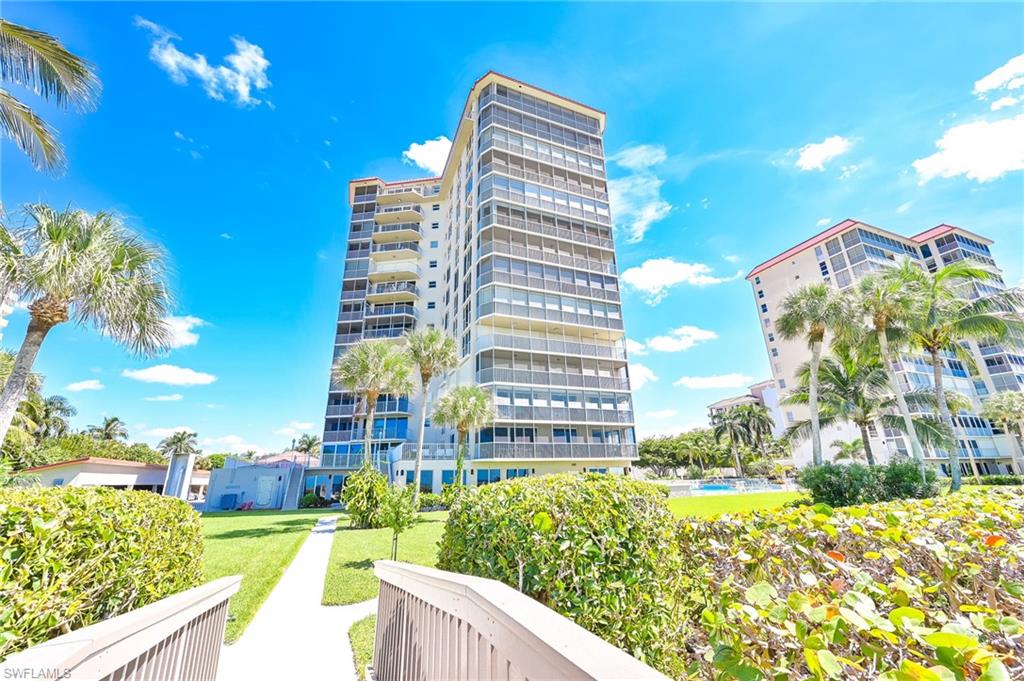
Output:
top-left (797, 460), bottom-right (938, 507)
top-left (0, 487), bottom-right (203, 659)
top-left (977, 474), bottom-right (1023, 486)
top-left (437, 473), bottom-right (681, 673)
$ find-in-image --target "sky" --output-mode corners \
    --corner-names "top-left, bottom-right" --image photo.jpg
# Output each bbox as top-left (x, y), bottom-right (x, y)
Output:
top-left (1, 2), bottom-right (1022, 453)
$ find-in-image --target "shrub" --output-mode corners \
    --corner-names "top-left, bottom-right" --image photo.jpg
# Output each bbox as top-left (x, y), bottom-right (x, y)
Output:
top-left (977, 474), bottom-right (1024, 486)
top-left (417, 492), bottom-right (445, 511)
top-left (684, 465), bottom-right (704, 480)
top-left (674, 489), bottom-right (1024, 680)
top-left (381, 486), bottom-right (417, 560)
top-left (342, 465), bottom-right (388, 528)
top-left (437, 473), bottom-right (683, 674)
top-left (0, 487), bottom-right (203, 658)
top-left (298, 492), bottom-right (332, 509)
top-left (798, 460), bottom-right (937, 507)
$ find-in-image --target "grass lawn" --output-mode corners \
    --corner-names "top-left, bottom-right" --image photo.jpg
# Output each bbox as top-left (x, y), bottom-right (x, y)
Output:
top-left (349, 615), bottom-right (376, 680)
top-left (667, 491), bottom-right (806, 518)
top-left (203, 509), bottom-right (336, 642)
top-left (322, 511), bottom-right (447, 605)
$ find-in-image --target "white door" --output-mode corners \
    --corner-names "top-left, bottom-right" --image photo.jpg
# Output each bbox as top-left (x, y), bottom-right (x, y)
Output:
top-left (255, 476), bottom-right (275, 507)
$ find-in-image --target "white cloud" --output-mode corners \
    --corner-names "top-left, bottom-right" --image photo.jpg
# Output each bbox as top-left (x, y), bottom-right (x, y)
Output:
top-left (66, 379), bottom-right (104, 392)
top-left (625, 338), bottom-right (648, 356)
top-left (816, 217), bottom-right (832, 227)
top-left (143, 425), bottom-right (195, 438)
top-left (201, 434), bottom-right (268, 454)
top-left (122, 364), bottom-right (217, 386)
top-left (838, 163), bottom-right (861, 180)
top-left (630, 363), bottom-right (658, 389)
top-left (164, 315), bottom-right (206, 348)
top-left (621, 258), bottom-right (742, 305)
top-left (723, 254), bottom-right (740, 264)
top-left (135, 16), bottom-right (271, 106)
top-left (401, 136), bottom-right (451, 176)
top-left (645, 409), bottom-right (679, 419)
top-left (322, 160), bottom-right (332, 171)
top-left (608, 144), bottom-right (672, 243)
top-left (144, 394), bottom-right (183, 402)
top-left (611, 144), bottom-right (667, 170)
top-left (274, 421), bottom-right (314, 437)
top-left (913, 114), bottom-right (1024, 184)
top-left (991, 96), bottom-right (1019, 111)
top-left (173, 130), bottom-right (192, 142)
top-left (220, 233), bottom-right (232, 240)
top-left (973, 53), bottom-right (1024, 98)
top-left (795, 135), bottom-right (853, 171)
top-left (645, 325), bottom-right (718, 352)
top-left (896, 201), bottom-right (913, 215)
top-left (673, 373), bottom-right (754, 390)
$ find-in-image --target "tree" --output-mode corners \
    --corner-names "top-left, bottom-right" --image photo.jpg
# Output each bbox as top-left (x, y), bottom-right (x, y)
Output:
top-left (0, 348), bottom-right (42, 458)
top-left (36, 394), bottom-right (75, 441)
top-left (296, 433), bottom-right (321, 464)
top-left (0, 19), bottom-right (100, 172)
top-left (87, 416), bottom-right (128, 441)
top-left (196, 453), bottom-right (227, 470)
top-left (711, 407), bottom-right (749, 476)
top-left (637, 435), bottom-right (684, 478)
top-left (852, 261), bottom-right (928, 471)
top-left (0, 206), bottom-right (172, 448)
top-left (777, 284), bottom-right (843, 466)
top-left (403, 328), bottom-right (457, 506)
top-left (380, 485), bottom-right (417, 560)
top-left (733, 404), bottom-right (775, 457)
top-left (432, 385), bottom-right (496, 488)
top-left (980, 391), bottom-right (1024, 475)
top-left (831, 438), bottom-right (866, 462)
top-left (332, 339), bottom-right (414, 468)
top-left (158, 430), bottom-right (199, 459)
top-left (903, 260), bottom-right (1024, 490)
top-left (678, 428), bottom-right (732, 472)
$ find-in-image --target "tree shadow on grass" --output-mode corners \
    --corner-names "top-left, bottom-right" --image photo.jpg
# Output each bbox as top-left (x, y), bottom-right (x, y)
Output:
top-left (340, 559), bottom-right (374, 570)
top-left (206, 517), bottom-right (317, 540)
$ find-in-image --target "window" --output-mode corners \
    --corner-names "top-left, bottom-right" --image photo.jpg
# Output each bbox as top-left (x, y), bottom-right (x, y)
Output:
top-left (431, 222), bottom-right (439, 229)
top-left (506, 468), bottom-right (529, 479)
top-left (757, 290), bottom-right (764, 299)
top-left (760, 303), bottom-right (768, 313)
top-left (427, 302), bottom-right (436, 309)
top-left (477, 469), bottom-right (500, 485)
top-left (754, 276), bottom-right (761, 285)
top-left (441, 470), bottom-right (455, 486)
top-left (430, 240), bottom-right (439, 248)
top-left (786, 411), bottom-right (795, 423)
top-left (428, 281), bottom-right (437, 289)
top-left (432, 204), bottom-right (440, 211)
top-left (778, 378), bottom-right (786, 389)
top-left (771, 348), bottom-right (779, 357)
top-left (429, 260), bottom-right (438, 268)
top-left (767, 333), bottom-right (775, 342)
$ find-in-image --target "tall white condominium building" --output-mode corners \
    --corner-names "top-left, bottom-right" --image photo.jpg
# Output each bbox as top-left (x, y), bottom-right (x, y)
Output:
top-left (309, 72), bottom-right (636, 500)
top-left (747, 219), bottom-right (1023, 476)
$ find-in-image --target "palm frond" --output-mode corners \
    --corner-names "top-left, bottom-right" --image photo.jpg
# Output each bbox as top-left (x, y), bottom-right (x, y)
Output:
top-left (0, 88), bottom-right (63, 171)
top-left (0, 19), bottom-right (100, 110)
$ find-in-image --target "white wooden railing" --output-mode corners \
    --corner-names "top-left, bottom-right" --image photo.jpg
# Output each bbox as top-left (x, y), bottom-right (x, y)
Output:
top-left (0, 576), bottom-right (241, 681)
top-left (373, 561), bottom-right (669, 681)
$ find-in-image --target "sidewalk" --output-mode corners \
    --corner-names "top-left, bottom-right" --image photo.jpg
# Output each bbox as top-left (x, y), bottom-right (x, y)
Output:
top-left (218, 516), bottom-right (377, 681)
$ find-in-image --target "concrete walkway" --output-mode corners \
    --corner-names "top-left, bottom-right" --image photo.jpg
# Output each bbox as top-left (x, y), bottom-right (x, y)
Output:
top-left (218, 516), bottom-right (377, 681)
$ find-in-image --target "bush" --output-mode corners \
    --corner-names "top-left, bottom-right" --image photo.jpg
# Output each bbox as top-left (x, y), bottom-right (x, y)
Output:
top-left (0, 487), bottom-right (203, 658)
top-left (342, 465), bottom-right (388, 528)
top-left (437, 473), bottom-right (683, 674)
top-left (417, 492), bottom-right (445, 511)
top-left (298, 492), bottom-right (332, 509)
top-left (684, 465), bottom-right (704, 480)
top-left (798, 460), bottom-right (937, 506)
top-left (674, 489), bottom-right (1024, 680)
top-left (977, 474), bottom-right (1024, 486)
top-left (743, 458), bottom-right (772, 477)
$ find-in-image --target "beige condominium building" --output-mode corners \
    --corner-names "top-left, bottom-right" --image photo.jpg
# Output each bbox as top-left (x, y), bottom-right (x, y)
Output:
top-left (307, 72), bottom-right (636, 500)
top-left (746, 219), bottom-right (1023, 475)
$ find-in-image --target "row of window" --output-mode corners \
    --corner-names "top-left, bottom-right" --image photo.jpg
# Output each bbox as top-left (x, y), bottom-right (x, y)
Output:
top-left (484, 83), bottom-right (601, 134)
top-left (479, 255), bottom-right (619, 292)
top-left (479, 104), bottom-right (603, 156)
top-left (480, 426), bottom-right (634, 444)
top-left (491, 387), bottom-right (632, 410)
top-left (478, 126), bottom-right (605, 177)
top-left (476, 285), bottom-right (623, 319)
top-left (479, 175), bottom-right (611, 219)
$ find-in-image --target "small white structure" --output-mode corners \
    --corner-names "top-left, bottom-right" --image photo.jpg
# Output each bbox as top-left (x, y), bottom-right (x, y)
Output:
top-left (205, 458), bottom-right (304, 511)
top-left (163, 451), bottom-right (198, 500)
top-left (25, 457), bottom-right (210, 499)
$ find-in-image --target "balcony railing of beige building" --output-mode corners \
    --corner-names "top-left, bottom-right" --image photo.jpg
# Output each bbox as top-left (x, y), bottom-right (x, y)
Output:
top-left (477, 367), bottom-right (630, 391)
top-left (478, 332), bottom-right (627, 361)
top-left (479, 240), bottom-right (617, 275)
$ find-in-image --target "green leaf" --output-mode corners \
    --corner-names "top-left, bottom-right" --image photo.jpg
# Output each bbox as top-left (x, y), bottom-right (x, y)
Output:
top-left (889, 606), bottom-right (926, 629)
top-left (924, 632), bottom-right (979, 651)
top-left (531, 511), bottom-right (553, 533)
top-left (817, 650), bottom-right (843, 678)
top-left (979, 660), bottom-right (1009, 681)
top-left (745, 581), bottom-right (778, 608)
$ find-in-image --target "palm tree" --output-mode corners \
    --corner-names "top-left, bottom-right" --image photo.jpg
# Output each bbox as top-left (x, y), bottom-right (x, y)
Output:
top-left (785, 343), bottom-right (950, 466)
top-left (87, 416), bottom-right (128, 441)
top-left (831, 438), bottom-right (866, 462)
top-left (711, 407), bottom-right (749, 476)
top-left (403, 327), bottom-right (457, 505)
top-left (0, 206), bottom-right (172, 448)
top-left (776, 284), bottom-right (842, 466)
top-left (734, 404), bottom-right (775, 458)
top-left (852, 261), bottom-right (928, 470)
top-left (432, 385), bottom-right (496, 488)
top-left (332, 339), bottom-right (415, 468)
top-left (36, 394), bottom-right (74, 440)
top-left (903, 260), bottom-right (1024, 490)
top-left (981, 391), bottom-right (1024, 476)
top-left (0, 19), bottom-right (100, 172)
top-left (0, 227), bottom-right (23, 336)
top-left (158, 430), bottom-right (199, 458)
top-left (296, 433), bottom-right (321, 465)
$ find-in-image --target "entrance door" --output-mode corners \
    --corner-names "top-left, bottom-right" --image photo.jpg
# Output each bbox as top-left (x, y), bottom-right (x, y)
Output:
top-left (256, 476), bottom-right (275, 507)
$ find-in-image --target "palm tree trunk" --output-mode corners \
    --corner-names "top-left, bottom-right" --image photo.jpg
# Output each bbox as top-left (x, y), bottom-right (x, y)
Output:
top-left (362, 393), bottom-right (378, 469)
top-left (930, 350), bottom-right (967, 490)
top-left (1012, 422), bottom-right (1024, 475)
top-left (859, 424), bottom-right (876, 466)
top-left (808, 340), bottom-right (824, 466)
top-left (453, 430), bottom-right (468, 487)
top-left (731, 438), bottom-right (743, 478)
top-left (877, 330), bottom-right (926, 472)
top-left (412, 379), bottom-right (430, 507)
top-left (0, 319), bottom-right (50, 447)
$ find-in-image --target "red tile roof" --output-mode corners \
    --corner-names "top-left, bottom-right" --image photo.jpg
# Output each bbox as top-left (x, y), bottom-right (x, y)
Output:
top-left (746, 219), bottom-right (859, 279)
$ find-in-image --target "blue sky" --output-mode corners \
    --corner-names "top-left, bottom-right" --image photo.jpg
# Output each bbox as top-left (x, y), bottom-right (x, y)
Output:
top-left (2, 2), bottom-right (1022, 452)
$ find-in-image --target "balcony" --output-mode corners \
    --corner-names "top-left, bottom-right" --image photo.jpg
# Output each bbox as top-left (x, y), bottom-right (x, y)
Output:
top-left (370, 241), bottom-right (421, 261)
top-left (365, 304), bottom-right (418, 321)
top-left (373, 221), bottom-right (422, 243)
top-left (477, 301), bottom-right (625, 341)
top-left (375, 186), bottom-right (428, 205)
top-left (494, 404), bottom-right (634, 424)
top-left (477, 367), bottom-right (630, 391)
top-left (368, 259), bottom-right (421, 283)
top-left (475, 442), bottom-right (638, 460)
top-left (365, 281), bottom-right (419, 303)
top-left (374, 204), bottom-right (423, 224)
top-left (477, 332), bottom-right (627, 361)
top-left (363, 326), bottom-right (413, 340)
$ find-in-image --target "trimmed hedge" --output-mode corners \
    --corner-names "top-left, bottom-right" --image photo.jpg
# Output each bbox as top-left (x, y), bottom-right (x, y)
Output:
top-left (797, 460), bottom-right (938, 507)
top-left (977, 475), bottom-right (1023, 486)
top-left (437, 473), bottom-right (681, 673)
top-left (676, 489), bottom-right (1023, 679)
top-left (0, 487), bottom-right (203, 659)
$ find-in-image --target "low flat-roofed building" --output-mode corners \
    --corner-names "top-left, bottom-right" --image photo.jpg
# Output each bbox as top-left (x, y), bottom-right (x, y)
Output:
top-left (24, 457), bottom-right (210, 500)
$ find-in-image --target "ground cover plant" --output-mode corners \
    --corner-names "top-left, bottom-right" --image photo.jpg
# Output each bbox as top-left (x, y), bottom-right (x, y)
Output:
top-left (0, 487), bottom-right (202, 658)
